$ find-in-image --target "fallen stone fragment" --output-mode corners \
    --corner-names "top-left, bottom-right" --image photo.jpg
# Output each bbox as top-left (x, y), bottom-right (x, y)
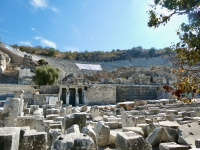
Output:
top-left (82, 125), bottom-right (98, 150)
top-left (109, 130), bottom-right (119, 146)
top-left (0, 127), bottom-right (20, 150)
top-left (121, 108), bottom-right (135, 127)
top-left (161, 127), bottom-right (178, 143)
top-left (51, 133), bottom-right (96, 150)
top-left (93, 116), bottom-right (103, 122)
top-left (30, 105), bottom-right (39, 114)
top-left (3, 97), bottom-right (21, 127)
top-left (159, 142), bottom-right (189, 150)
top-left (116, 131), bottom-right (152, 150)
top-left (146, 127), bottom-right (162, 147)
top-left (64, 113), bottom-right (86, 131)
top-left (123, 127), bottom-right (144, 137)
top-left (94, 121), bottom-right (110, 147)
top-left (159, 120), bottom-right (180, 129)
top-left (195, 139), bottom-right (200, 148)
top-left (106, 121), bottom-right (119, 129)
top-left (91, 106), bottom-right (100, 120)
top-left (19, 130), bottom-right (47, 150)
top-left (177, 122), bottom-right (200, 148)
top-left (65, 124), bottom-right (80, 134)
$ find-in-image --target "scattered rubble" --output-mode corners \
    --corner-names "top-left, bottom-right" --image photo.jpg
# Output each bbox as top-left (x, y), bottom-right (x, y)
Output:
top-left (0, 90), bottom-right (200, 149)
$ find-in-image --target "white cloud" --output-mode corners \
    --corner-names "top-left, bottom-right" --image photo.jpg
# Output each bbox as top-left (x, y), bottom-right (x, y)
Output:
top-left (20, 41), bottom-right (32, 47)
top-left (51, 6), bottom-right (58, 12)
top-left (35, 36), bottom-right (56, 48)
top-left (30, 0), bottom-right (47, 9)
top-left (29, 0), bottom-right (58, 12)
top-left (64, 46), bottom-right (79, 52)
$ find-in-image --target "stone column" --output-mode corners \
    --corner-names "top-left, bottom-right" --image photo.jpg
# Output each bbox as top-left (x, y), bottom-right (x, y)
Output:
top-left (14, 90), bottom-right (24, 116)
top-left (82, 88), bottom-right (86, 104)
top-left (58, 87), bottom-right (62, 101)
top-left (66, 88), bottom-right (70, 105)
top-left (75, 88), bottom-right (79, 106)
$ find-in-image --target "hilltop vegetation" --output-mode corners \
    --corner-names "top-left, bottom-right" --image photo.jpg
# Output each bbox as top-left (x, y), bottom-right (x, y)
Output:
top-left (10, 44), bottom-right (173, 61)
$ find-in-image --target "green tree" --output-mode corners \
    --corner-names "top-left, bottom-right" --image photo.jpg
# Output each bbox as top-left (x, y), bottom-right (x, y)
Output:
top-left (32, 65), bottom-right (59, 86)
top-left (148, 47), bottom-right (156, 57)
top-left (48, 48), bottom-right (56, 57)
top-left (148, 0), bottom-right (200, 101)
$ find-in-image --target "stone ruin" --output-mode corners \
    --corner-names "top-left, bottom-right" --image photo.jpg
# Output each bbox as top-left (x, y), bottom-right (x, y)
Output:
top-left (0, 90), bottom-right (200, 149)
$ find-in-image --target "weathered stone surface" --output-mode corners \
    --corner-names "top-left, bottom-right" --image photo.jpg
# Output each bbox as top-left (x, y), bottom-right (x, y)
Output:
top-left (42, 105), bottom-right (51, 118)
top-left (23, 108), bottom-right (30, 115)
top-left (137, 123), bottom-right (149, 137)
top-left (53, 116), bottom-right (64, 128)
top-left (66, 105), bottom-right (72, 114)
top-left (109, 130), bottom-right (119, 146)
top-left (104, 117), bottom-right (121, 123)
top-left (82, 125), bottom-right (98, 150)
top-left (177, 122), bottom-right (200, 148)
top-left (55, 100), bottom-right (63, 111)
top-left (51, 133), bottom-right (96, 150)
top-left (159, 120), bottom-right (180, 129)
top-left (116, 131), bottom-right (152, 150)
top-left (195, 139), bottom-right (200, 148)
top-left (14, 90), bottom-right (24, 116)
top-left (48, 129), bottom-right (61, 149)
top-left (3, 97), bottom-right (21, 127)
top-left (146, 127), bottom-right (162, 147)
top-left (46, 114), bottom-right (60, 120)
top-left (80, 105), bottom-right (88, 112)
top-left (161, 127), bottom-right (178, 143)
top-left (65, 124), bottom-right (80, 134)
top-left (0, 127), bottom-right (20, 150)
top-left (148, 108), bottom-right (160, 115)
top-left (121, 108), bottom-right (135, 127)
top-left (91, 106), bottom-right (100, 120)
top-left (159, 142), bottom-right (189, 150)
top-left (72, 107), bottom-right (80, 113)
top-left (166, 110), bottom-right (178, 115)
top-left (44, 120), bottom-right (53, 128)
top-left (64, 113), bottom-right (86, 131)
top-left (33, 109), bottom-right (43, 116)
top-left (106, 121), bottom-right (119, 129)
top-left (16, 116), bottom-right (50, 133)
top-left (30, 105), bottom-right (39, 114)
top-left (94, 121), bottom-right (110, 147)
top-left (60, 108), bottom-right (66, 117)
top-left (93, 116), bottom-right (103, 122)
top-left (49, 123), bottom-right (62, 130)
top-left (46, 108), bottom-right (60, 116)
top-left (19, 130), bottom-right (47, 150)
top-left (123, 127), bottom-right (144, 137)
top-left (117, 102), bottom-right (135, 110)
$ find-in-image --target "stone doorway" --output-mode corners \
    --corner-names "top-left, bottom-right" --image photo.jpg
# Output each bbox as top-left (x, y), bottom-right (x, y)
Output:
top-left (61, 88), bottom-right (66, 104)
top-left (69, 88), bottom-right (75, 106)
top-left (78, 88), bottom-right (83, 105)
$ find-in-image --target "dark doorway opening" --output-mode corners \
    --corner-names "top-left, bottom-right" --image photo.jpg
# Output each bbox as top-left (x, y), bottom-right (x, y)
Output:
top-left (78, 88), bottom-right (83, 104)
top-left (61, 88), bottom-right (66, 104)
top-left (69, 88), bottom-right (75, 106)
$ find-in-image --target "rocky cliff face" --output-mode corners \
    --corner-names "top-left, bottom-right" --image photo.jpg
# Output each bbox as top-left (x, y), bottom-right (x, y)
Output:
top-left (0, 51), bottom-right (11, 76)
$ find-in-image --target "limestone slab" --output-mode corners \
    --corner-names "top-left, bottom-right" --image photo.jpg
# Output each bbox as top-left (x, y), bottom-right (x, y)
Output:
top-left (116, 131), bottom-right (151, 150)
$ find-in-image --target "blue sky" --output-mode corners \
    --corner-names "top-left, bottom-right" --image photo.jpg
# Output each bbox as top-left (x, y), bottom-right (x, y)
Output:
top-left (0, 0), bottom-right (188, 52)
